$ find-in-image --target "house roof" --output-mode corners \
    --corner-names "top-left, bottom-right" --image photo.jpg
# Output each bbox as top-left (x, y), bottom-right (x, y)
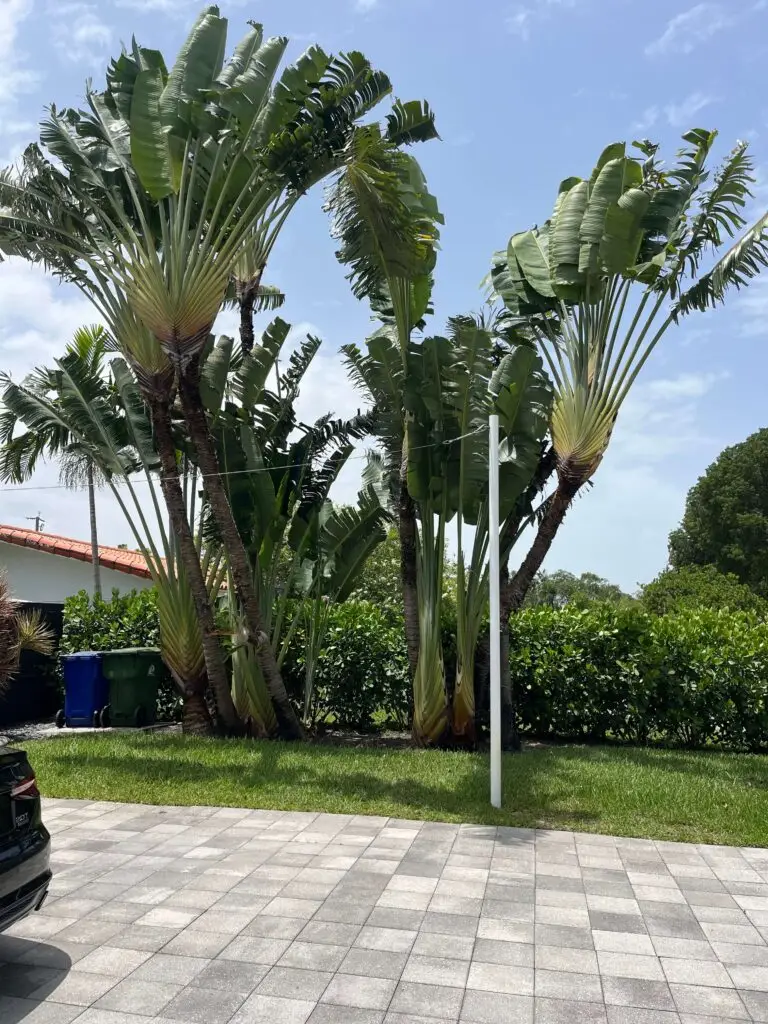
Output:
top-left (0, 524), bottom-right (153, 579)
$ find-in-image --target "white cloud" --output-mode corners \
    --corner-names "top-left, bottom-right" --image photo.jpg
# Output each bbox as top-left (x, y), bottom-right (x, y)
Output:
top-left (354, 0), bottom-right (378, 10)
top-left (0, 0), bottom-right (38, 107)
top-left (114, 0), bottom-right (245, 10)
top-left (632, 106), bottom-right (659, 133)
top-left (664, 91), bottom-right (716, 127)
top-left (645, 3), bottom-right (731, 57)
top-left (645, 371), bottom-right (726, 401)
top-left (51, 6), bottom-right (111, 66)
top-left (505, 0), bottom-right (580, 40)
top-left (738, 275), bottom-right (768, 337)
top-left (505, 7), bottom-right (535, 39)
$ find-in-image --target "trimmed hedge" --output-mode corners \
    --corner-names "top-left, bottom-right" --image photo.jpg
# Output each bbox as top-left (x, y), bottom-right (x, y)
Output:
top-left (511, 604), bottom-right (768, 750)
top-left (61, 591), bottom-right (768, 749)
top-left (281, 601), bottom-right (411, 730)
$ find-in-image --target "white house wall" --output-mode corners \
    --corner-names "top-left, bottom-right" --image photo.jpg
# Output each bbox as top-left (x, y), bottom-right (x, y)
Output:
top-left (0, 542), bottom-right (154, 603)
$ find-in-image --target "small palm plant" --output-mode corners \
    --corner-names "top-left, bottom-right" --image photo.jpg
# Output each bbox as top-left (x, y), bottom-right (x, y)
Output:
top-left (0, 573), bottom-right (55, 693)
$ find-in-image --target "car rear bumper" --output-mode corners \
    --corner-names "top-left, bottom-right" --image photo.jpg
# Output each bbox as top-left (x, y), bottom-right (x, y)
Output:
top-left (0, 828), bottom-right (51, 933)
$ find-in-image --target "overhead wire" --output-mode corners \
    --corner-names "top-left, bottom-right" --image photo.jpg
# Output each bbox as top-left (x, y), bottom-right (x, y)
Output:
top-left (0, 425), bottom-right (486, 494)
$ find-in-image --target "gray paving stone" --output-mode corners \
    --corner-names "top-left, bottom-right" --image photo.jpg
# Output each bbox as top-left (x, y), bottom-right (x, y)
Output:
top-left (535, 997), bottom-right (607, 1024)
top-left (162, 984), bottom-right (248, 1023)
top-left (670, 984), bottom-right (748, 1017)
top-left (726, 963), bottom-right (768, 989)
top-left (605, 1009), bottom-right (680, 1024)
top-left (132, 953), bottom-right (211, 985)
top-left (535, 925), bottom-right (594, 949)
top-left (230, 992), bottom-right (316, 1023)
top-left (338, 946), bottom-right (408, 979)
top-left (190, 958), bottom-right (268, 993)
top-left (537, 945), bottom-right (598, 974)
top-left (355, 925), bottom-right (416, 952)
top-left (389, 980), bottom-right (464, 1019)
top-left (257, 966), bottom-right (333, 1001)
top-left (422, 912), bottom-right (480, 937)
top-left (601, 978), bottom-right (675, 1011)
top-left (740, 989), bottom-right (768, 1021)
top-left (0, 996), bottom-right (83, 1024)
top-left (589, 912), bottom-right (649, 935)
top-left (93, 978), bottom-right (182, 1015)
top-left (30, 969), bottom-right (117, 1006)
top-left (461, 990), bottom-right (533, 1022)
top-left (321, 973), bottom-right (396, 1009)
top-left (309, 1006), bottom-right (384, 1024)
top-left (474, 938), bottom-right (534, 966)
top-left (597, 952), bottom-right (664, 980)
top-left (661, 957), bottom-right (733, 987)
top-left (535, 970), bottom-right (603, 1002)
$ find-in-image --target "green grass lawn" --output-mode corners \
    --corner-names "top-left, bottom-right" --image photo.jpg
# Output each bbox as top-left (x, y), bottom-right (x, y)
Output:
top-left (24, 733), bottom-right (768, 847)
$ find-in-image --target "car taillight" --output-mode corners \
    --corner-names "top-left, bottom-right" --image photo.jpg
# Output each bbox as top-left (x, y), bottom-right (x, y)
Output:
top-left (11, 775), bottom-right (40, 800)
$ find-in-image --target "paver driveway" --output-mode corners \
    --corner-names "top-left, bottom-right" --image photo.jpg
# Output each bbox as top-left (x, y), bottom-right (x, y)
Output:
top-left (2, 800), bottom-right (768, 1024)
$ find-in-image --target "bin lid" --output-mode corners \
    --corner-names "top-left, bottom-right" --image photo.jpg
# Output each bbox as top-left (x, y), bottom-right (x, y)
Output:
top-left (99, 648), bottom-right (162, 657)
top-left (61, 651), bottom-right (103, 660)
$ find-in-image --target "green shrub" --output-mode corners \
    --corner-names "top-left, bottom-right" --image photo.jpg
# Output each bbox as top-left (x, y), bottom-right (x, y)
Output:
top-left (640, 564), bottom-right (768, 616)
top-left (510, 603), bottom-right (768, 750)
top-left (281, 601), bottom-right (411, 729)
top-left (61, 589), bottom-right (179, 721)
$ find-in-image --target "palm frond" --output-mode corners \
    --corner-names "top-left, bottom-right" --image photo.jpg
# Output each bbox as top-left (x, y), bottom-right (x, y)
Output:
top-left (673, 210), bottom-right (768, 317)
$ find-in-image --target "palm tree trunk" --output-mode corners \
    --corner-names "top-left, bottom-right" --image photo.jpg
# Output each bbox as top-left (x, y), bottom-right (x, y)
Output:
top-left (504, 478), bottom-right (580, 613)
top-left (181, 683), bottom-right (214, 736)
top-left (399, 459), bottom-right (420, 677)
top-left (237, 270), bottom-right (262, 357)
top-left (178, 365), bottom-right (304, 740)
top-left (147, 394), bottom-right (241, 733)
top-left (87, 462), bottom-right (102, 600)
top-left (239, 291), bottom-right (256, 356)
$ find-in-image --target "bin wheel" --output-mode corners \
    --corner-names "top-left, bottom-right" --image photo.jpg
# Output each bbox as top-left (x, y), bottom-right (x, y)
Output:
top-left (133, 706), bottom-right (147, 728)
top-left (92, 711), bottom-right (100, 728)
top-left (55, 709), bottom-right (65, 729)
top-left (99, 706), bottom-right (111, 728)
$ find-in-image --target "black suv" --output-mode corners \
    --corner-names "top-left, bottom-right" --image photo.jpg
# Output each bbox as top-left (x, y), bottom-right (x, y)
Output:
top-left (0, 746), bottom-right (51, 931)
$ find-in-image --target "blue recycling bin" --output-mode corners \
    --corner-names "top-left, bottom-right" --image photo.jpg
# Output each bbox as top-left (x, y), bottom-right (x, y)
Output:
top-left (57, 652), bottom-right (110, 728)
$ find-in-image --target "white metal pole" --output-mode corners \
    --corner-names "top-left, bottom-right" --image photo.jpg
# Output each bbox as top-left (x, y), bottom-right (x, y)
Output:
top-left (489, 414), bottom-right (502, 809)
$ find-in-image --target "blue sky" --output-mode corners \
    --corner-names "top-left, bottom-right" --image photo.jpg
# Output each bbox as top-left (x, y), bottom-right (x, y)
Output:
top-left (0, 0), bottom-right (766, 591)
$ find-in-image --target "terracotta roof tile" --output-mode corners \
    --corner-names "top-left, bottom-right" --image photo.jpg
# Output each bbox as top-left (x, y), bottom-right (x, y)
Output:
top-left (0, 524), bottom-right (154, 579)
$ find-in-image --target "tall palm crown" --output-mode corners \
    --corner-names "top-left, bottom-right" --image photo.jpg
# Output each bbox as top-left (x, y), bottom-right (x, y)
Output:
top-left (490, 130), bottom-right (768, 612)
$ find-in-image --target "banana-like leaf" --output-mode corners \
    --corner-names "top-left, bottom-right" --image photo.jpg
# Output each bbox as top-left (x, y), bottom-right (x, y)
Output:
top-left (159, 5), bottom-right (227, 134)
top-left (199, 334), bottom-right (235, 412)
top-left (130, 68), bottom-right (177, 199)
top-left (550, 179), bottom-right (589, 299)
top-left (385, 99), bottom-right (438, 146)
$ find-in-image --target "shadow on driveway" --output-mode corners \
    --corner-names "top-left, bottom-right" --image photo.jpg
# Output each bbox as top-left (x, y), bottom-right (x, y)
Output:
top-left (0, 934), bottom-right (72, 1021)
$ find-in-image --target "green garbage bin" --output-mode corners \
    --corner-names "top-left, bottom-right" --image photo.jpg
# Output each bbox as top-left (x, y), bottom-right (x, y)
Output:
top-left (100, 648), bottom-right (164, 728)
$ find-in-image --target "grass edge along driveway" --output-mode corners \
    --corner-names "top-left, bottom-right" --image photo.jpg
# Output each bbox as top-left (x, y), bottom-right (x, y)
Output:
top-left (25, 733), bottom-right (768, 848)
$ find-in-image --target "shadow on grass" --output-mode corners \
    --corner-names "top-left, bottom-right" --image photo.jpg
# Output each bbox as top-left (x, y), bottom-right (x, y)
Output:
top-left (547, 743), bottom-right (768, 787)
top-left (35, 737), bottom-right (611, 828)
top-left (33, 734), bottom-right (768, 840)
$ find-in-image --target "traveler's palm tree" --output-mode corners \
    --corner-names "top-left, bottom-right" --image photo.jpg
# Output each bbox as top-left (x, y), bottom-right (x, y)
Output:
top-left (490, 131), bottom-right (768, 613)
top-left (0, 6), bottom-right (437, 736)
top-left (328, 145), bottom-right (551, 742)
top-left (195, 328), bottom-right (389, 730)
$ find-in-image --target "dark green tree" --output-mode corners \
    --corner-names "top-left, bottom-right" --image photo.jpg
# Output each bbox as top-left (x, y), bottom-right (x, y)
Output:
top-left (524, 570), bottom-right (632, 608)
top-left (640, 564), bottom-right (767, 616)
top-left (669, 428), bottom-right (768, 596)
